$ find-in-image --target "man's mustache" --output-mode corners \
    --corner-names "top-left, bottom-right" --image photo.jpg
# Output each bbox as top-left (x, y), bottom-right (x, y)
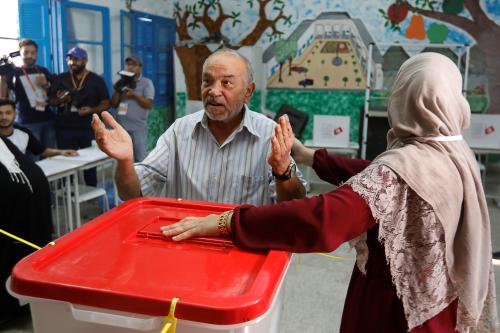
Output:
top-left (204, 97), bottom-right (224, 106)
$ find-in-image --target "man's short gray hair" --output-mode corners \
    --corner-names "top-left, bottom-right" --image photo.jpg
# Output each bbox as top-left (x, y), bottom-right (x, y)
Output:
top-left (203, 49), bottom-right (254, 84)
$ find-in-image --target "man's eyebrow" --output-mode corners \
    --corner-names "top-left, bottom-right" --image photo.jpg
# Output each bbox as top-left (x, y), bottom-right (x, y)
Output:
top-left (202, 73), bottom-right (236, 79)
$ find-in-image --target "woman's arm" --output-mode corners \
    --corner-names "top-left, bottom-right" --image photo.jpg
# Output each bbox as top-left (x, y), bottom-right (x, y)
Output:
top-left (162, 185), bottom-right (375, 254)
top-left (231, 185), bottom-right (375, 253)
top-left (312, 149), bottom-right (370, 185)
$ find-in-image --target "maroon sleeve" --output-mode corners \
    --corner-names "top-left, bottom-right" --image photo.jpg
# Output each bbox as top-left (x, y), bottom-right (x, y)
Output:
top-left (312, 149), bottom-right (371, 185)
top-left (231, 185), bottom-right (376, 253)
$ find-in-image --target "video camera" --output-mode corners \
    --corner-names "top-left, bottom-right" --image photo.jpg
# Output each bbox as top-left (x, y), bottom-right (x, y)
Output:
top-left (0, 51), bottom-right (20, 76)
top-left (59, 87), bottom-right (88, 109)
top-left (113, 70), bottom-right (136, 92)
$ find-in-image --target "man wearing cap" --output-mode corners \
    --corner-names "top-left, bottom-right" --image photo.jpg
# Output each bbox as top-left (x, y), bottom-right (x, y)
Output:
top-left (110, 55), bottom-right (154, 162)
top-left (50, 47), bottom-right (110, 186)
top-left (0, 39), bottom-right (56, 154)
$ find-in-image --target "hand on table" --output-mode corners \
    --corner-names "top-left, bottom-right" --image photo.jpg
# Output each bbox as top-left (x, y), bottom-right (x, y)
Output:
top-left (161, 214), bottom-right (223, 241)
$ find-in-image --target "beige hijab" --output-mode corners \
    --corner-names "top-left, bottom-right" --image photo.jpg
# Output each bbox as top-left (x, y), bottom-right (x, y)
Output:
top-left (372, 53), bottom-right (494, 329)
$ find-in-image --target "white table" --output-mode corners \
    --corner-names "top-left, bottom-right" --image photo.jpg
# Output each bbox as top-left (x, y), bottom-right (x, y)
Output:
top-left (36, 159), bottom-right (82, 235)
top-left (38, 147), bottom-right (117, 234)
top-left (51, 147), bottom-right (116, 228)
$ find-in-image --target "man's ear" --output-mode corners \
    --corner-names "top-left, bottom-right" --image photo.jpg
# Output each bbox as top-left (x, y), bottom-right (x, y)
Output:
top-left (243, 82), bottom-right (256, 103)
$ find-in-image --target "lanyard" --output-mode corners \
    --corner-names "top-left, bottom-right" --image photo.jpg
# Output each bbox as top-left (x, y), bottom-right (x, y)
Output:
top-left (70, 70), bottom-right (89, 89)
top-left (20, 66), bottom-right (43, 93)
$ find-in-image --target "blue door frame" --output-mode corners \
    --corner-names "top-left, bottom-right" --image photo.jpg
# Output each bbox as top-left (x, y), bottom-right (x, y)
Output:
top-left (60, 1), bottom-right (111, 91)
top-left (120, 10), bottom-right (175, 107)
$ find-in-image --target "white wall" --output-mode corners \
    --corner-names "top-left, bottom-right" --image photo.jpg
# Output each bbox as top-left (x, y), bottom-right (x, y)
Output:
top-left (69, 0), bottom-right (173, 82)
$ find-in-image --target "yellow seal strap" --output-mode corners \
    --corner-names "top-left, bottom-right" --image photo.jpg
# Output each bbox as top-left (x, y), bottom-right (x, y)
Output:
top-left (0, 228), bottom-right (41, 250)
top-left (161, 297), bottom-right (179, 333)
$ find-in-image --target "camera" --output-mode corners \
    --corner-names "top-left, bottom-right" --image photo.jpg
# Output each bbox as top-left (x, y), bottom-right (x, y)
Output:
top-left (113, 70), bottom-right (136, 92)
top-left (0, 51), bottom-right (20, 76)
top-left (58, 88), bottom-right (87, 109)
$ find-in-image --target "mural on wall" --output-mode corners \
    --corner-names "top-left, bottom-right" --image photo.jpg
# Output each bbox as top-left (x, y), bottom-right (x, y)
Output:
top-left (174, 0), bottom-right (292, 101)
top-left (264, 12), bottom-right (382, 90)
top-left (173, 0), bottom-right (499, 140)
top-left (379, 0), bottom-right (500, 114)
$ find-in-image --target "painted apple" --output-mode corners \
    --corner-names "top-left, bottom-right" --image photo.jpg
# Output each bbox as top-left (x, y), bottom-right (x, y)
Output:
top-left (387, 2), bottom-right (409, 24)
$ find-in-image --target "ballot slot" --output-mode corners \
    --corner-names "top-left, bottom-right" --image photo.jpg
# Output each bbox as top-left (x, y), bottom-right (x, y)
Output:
top-left (135, 216), bottom-right (235, 250)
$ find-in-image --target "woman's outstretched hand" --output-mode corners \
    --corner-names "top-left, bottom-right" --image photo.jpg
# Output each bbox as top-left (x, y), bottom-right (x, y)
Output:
top-left (161, 213), bottom-right (228, 241)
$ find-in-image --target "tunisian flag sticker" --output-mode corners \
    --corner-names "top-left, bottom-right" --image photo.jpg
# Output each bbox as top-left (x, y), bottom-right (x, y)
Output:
top-left (333, 127), bottom-right (343, 135)
top-left (485, 126), bottom-right (495, 135)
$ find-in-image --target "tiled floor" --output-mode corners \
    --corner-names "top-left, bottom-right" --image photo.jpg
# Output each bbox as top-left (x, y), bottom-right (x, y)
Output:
top-left (1, 169), bottom-right (499, 333)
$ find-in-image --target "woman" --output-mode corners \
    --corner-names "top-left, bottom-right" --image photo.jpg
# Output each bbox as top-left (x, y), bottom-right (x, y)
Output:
top-left (161, 53), bottom-right (498, 332)
top-left (0, 130), bottom-right (52, 325)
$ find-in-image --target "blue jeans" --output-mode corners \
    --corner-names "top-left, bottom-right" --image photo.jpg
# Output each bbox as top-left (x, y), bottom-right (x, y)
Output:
top-left (127, 128), bottom-right (148, 162)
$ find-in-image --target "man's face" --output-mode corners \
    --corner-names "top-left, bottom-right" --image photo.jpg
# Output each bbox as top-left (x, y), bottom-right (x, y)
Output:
top-left (0, 105), bottom-right (16, 130)
top-left (201, 54), bottom-right (254, 123)
top-left (125, 61), bottom-right (142, 77)
top-left (67, 57), bottom-right (87, 74)
top-left (20, 45), bottom-right (37, 67)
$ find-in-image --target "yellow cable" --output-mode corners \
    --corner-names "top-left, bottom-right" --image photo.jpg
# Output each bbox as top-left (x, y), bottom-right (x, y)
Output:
top-left (0, 228), bottom-right (41, 250)
top-left (316, 253), bottom-right (351, 261)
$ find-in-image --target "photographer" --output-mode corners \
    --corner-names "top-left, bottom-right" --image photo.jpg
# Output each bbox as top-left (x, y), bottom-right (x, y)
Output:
top-left (49, 47), bottom-right (110, 186)
top-left (0, 40), bottom-right (55, 152)
top-left (110, 56), bottom-right (154, 162)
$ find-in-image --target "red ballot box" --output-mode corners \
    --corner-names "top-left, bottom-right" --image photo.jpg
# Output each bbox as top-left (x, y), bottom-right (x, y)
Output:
top-left (9, 198), bottom-right (291, 333)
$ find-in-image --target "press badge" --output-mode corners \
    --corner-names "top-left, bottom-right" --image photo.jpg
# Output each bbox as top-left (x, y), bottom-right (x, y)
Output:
top-left (35, 100), bottom-right (46, 111)
top-left (118, 102), bottom-right (128, 115)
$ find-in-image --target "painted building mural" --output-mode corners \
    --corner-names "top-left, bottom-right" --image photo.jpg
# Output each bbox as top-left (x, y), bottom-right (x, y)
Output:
top-left (173, 0), bottom-right (500, 142)
top-left (264, 12), bottom-right (383, 90)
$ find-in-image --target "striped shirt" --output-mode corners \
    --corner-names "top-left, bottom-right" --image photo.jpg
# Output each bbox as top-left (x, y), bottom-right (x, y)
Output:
top-left (135, 106), bottom-right (306, 205)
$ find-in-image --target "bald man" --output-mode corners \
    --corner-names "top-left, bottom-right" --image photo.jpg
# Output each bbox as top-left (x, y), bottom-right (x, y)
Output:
top-left (92, 49), bottom-right (306, 205)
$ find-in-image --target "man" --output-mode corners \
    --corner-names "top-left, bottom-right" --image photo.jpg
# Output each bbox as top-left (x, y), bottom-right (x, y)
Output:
top-left (50, 47), bottom-right (110, 186)
top-left (110, 55), bottom-right (154, 162)
top-left (0, 39), bottom-right (55, 149)
top-left (0, 99), bottom-right (77, 158)
top-left (93, 49), bottom-right (306, 205)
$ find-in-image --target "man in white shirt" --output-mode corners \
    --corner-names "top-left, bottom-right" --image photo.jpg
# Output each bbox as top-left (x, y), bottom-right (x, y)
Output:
top-left (92, 49), bottom-right (306, 205)
top-left (0, 99), bottom-right (77, 158)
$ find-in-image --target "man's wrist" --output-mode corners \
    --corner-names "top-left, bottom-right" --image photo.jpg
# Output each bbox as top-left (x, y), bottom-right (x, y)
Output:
top-left (272, 162), bottom-right (289, 176)
top-left (272, 161), bottom-right (296, 181)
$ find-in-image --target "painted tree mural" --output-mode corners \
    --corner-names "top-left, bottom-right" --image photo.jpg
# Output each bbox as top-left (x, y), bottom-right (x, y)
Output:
top-left (174, 0), bottom-right (292, 101)
top-left (380, 0), bottom-right (500, 114)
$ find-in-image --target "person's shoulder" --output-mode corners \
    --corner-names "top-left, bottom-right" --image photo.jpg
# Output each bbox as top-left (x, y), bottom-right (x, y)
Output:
top-left (140, 76), bottom-right (153, 85)
top-left (247, 110), bottom-right (274, 123)
top-left (8, 67), bottom-right (22, 79)
top-left (88, 71), bottom-right (105, 80)
top-left (246, 110), bottom-right (276, 133)
top-left (35, 65), bottom-right (50, 74)
top-left (176, 110), bottom-right (204, 123)
top-left (56, 71), bottom-right (70, 79)
top-left (170, 110), bottom-right (203, 133)
top-left (13, 124), bottom-right (31, 135)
